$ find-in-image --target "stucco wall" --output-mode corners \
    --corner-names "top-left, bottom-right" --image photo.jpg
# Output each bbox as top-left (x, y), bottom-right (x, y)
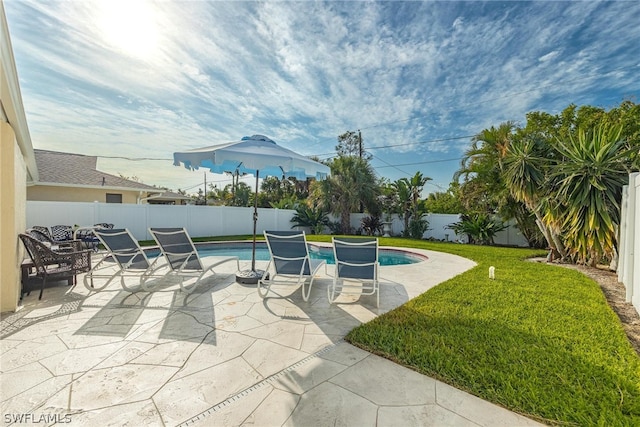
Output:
top-left (0, 122), bottom-right (25, 312)
top-left (28, 185), bottom-right (142, 204)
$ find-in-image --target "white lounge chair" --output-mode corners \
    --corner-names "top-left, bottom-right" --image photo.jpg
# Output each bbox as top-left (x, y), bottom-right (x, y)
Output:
top-left (84, 228), bottom-right (164, 292)
top-left (259, 230), bottom-right (326, 301)
top-left (329, 237), bottom-right (380, 307)
top-left (149, 228), bottom-right (239, 293)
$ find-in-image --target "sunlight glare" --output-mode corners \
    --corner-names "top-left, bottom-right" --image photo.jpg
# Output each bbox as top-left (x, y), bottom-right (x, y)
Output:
top-left (96, 0), bottom-right (159, 59)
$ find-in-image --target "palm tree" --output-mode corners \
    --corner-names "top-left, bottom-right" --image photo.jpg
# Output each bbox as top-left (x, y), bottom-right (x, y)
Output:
top-left (394, 172), bottom-right (431, 236)
top-left (312, 156), bottom-right (379, 234)
top-left (502, 135), bottom-right (567, 260)
top-left (553, 124), bottom-right (633, 265)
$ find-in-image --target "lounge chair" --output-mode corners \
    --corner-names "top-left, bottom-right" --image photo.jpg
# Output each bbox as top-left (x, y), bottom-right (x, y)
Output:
top-left (259, 230), bottom-right (326, 301)
top-left (84, 228), bottom-right (165, 292)
top-left (19, 234), bottom-right (92, 299)
top-left (329, 237), bottom-right (380, 307)
top-left (149, 228), bottom-right (240, 293)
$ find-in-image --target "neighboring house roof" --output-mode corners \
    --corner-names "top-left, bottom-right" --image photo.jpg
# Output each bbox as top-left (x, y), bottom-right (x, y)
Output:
top-left (33, 149), bottom-right (161, 192)
top-left (144, 190), bottom-right (192, 202)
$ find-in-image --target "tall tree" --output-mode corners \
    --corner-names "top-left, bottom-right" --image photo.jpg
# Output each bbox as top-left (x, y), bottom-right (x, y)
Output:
top-left (394, 172), bottom-right (431, 236)
top-left (336, 130), bottom-right (372, 161)
top-left (311, 156), bottom-right (379, 233)
top-left (553, 124), bottom-right (633, 265)
top-left (424, 181), bottom-right (465, 214)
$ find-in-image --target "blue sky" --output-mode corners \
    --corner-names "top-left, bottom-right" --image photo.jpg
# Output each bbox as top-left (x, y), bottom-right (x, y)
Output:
top-left (5, 0), bottom-right (639, 196)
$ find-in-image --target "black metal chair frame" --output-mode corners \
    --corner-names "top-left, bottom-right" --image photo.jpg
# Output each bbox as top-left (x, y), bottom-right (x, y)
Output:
top-left (27, 228), bottom-right (83, 252)
top-left (19, 234), bottom-right (92, 300)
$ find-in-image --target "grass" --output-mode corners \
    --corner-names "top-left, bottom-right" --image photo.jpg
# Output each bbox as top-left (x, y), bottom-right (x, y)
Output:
top-left (316, 237), bottom-right (640, 426)
top-left (142, 233), bottom-right (640, 424)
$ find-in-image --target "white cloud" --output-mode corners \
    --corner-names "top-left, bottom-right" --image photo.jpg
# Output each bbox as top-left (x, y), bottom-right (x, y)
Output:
top-left (4, 0), bottom-right (639, 191)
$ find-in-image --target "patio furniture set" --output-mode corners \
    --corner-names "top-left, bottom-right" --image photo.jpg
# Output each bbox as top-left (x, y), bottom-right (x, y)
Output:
top-left (19, 224), bottom-right (113, 299)
top-left (19, 226), bottom-right (381, 306)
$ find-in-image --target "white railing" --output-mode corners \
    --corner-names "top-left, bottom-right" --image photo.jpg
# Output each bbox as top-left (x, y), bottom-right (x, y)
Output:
top-left (618, 172), bottom-right (640, 313)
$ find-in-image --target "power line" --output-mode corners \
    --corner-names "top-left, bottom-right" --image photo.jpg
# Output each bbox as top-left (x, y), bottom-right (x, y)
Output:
top-left (375, 157), bottom-right (463, 169)
top-left (97, 155), bottom-right (171, 161)
top-left (314, 134), bottom-right (474, 158)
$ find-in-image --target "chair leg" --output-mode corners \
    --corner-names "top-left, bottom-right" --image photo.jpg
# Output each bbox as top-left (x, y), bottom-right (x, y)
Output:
top-left (39, 276), bottom-right (47, 300)
top-left (328, 277), bottom-right (337, 303)
top-left (257, 276), bottom-right (273, 298)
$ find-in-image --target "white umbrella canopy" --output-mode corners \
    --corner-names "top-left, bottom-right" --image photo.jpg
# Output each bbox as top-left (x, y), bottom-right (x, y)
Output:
top-left (173, 135), bottom-right (330, 284)
top-left (173, 135), bottom-right (330, 180)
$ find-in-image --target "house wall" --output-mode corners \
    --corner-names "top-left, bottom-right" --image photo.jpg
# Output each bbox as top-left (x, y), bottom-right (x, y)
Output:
top-left (0, 122), bottom-right (26, 312)
top-left (2, 1), bottom-right (39, 312)
top-left (28, 185), bottom-right (142, 204)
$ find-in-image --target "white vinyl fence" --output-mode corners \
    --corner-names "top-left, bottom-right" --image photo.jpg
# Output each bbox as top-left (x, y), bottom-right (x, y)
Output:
top-left (26, 202), bottom-right (296, 241)
top-left (26, 201), bottom-right (530, 247)
top-left (618, 172), bottom-right (640, 314)
top-left (348, 212), bottom-right (529, 246)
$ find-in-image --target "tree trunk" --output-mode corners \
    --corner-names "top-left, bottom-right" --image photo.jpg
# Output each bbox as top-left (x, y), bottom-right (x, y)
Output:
top-left (341, 210), bottom-right (351, 234)
top-left (532, 209), bottom-right (567, 262)
top-left (609, 246), bottom-right (618, 272)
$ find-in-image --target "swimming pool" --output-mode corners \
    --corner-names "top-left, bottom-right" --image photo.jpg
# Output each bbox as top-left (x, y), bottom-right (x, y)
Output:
top-left (190, 241), bottom-right (426, 266)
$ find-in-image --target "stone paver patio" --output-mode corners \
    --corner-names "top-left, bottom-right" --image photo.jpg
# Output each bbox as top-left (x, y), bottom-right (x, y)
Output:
top-left (1, 247), bottom-right (544, 426)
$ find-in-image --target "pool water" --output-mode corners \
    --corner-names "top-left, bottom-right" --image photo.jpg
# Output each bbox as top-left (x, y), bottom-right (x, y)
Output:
top-left (193, 242), bottom-right (425, 266)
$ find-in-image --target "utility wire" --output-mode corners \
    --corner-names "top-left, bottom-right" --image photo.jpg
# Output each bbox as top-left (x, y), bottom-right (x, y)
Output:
top-left (314, 134), bottom-right (475, 158)
top-left (375, 157), bottom-right (463, 169)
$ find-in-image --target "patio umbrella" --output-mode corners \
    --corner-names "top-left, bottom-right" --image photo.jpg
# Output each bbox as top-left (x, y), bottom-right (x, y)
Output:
top-left (173, 134), bottom-right (330, 284)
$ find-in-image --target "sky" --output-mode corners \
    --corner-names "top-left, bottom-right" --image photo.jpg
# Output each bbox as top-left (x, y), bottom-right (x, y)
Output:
top-left (4, 0), bottom-right (639, 196)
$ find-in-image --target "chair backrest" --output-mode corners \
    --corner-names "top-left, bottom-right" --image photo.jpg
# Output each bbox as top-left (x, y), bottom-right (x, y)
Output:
top-left (19, 234), bottom-right (63, 275)
top-left (264, 231), bottom-right (312, 275)
top-left (27, 228), bottom-right (54, 244)
top-left (32, 225), bottom-right (53, 240)
top-left (149, 228), bottom-right (203, 272)
top-left (51, 225), bottom-right (73, 241)
top-left (94, 228), bottom-right (151, 270)
top-left (332, 237), bottom-right (378, 280)
top-left (18, 234), bottom-right (51, 274)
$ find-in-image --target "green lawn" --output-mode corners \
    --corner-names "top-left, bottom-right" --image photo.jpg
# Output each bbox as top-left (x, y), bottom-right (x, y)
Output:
top-left (147, 233), bottom-right (639, 424)
top-left (307, 237), bottom-right (640, 426)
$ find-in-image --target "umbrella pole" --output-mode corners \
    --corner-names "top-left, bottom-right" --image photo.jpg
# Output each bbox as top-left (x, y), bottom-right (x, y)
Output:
top-left (251, 171), bottom-right (259, 272)
top-left (236, 170), bottom-right (265, 284)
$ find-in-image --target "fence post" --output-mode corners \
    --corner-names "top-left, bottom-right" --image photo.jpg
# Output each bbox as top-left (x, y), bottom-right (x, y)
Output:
top-left (619, 185), bottom-right (628, 285)
top-left (630, 173), bottom-right (640, 309)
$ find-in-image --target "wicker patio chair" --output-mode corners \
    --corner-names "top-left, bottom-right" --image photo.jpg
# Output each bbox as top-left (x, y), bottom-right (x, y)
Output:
top-left (27, 228), bottom-right (83, 252)
top-left (51, 225), bottom-right (73, 242)
top-left (19, 234), bottom-right (92, 300)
